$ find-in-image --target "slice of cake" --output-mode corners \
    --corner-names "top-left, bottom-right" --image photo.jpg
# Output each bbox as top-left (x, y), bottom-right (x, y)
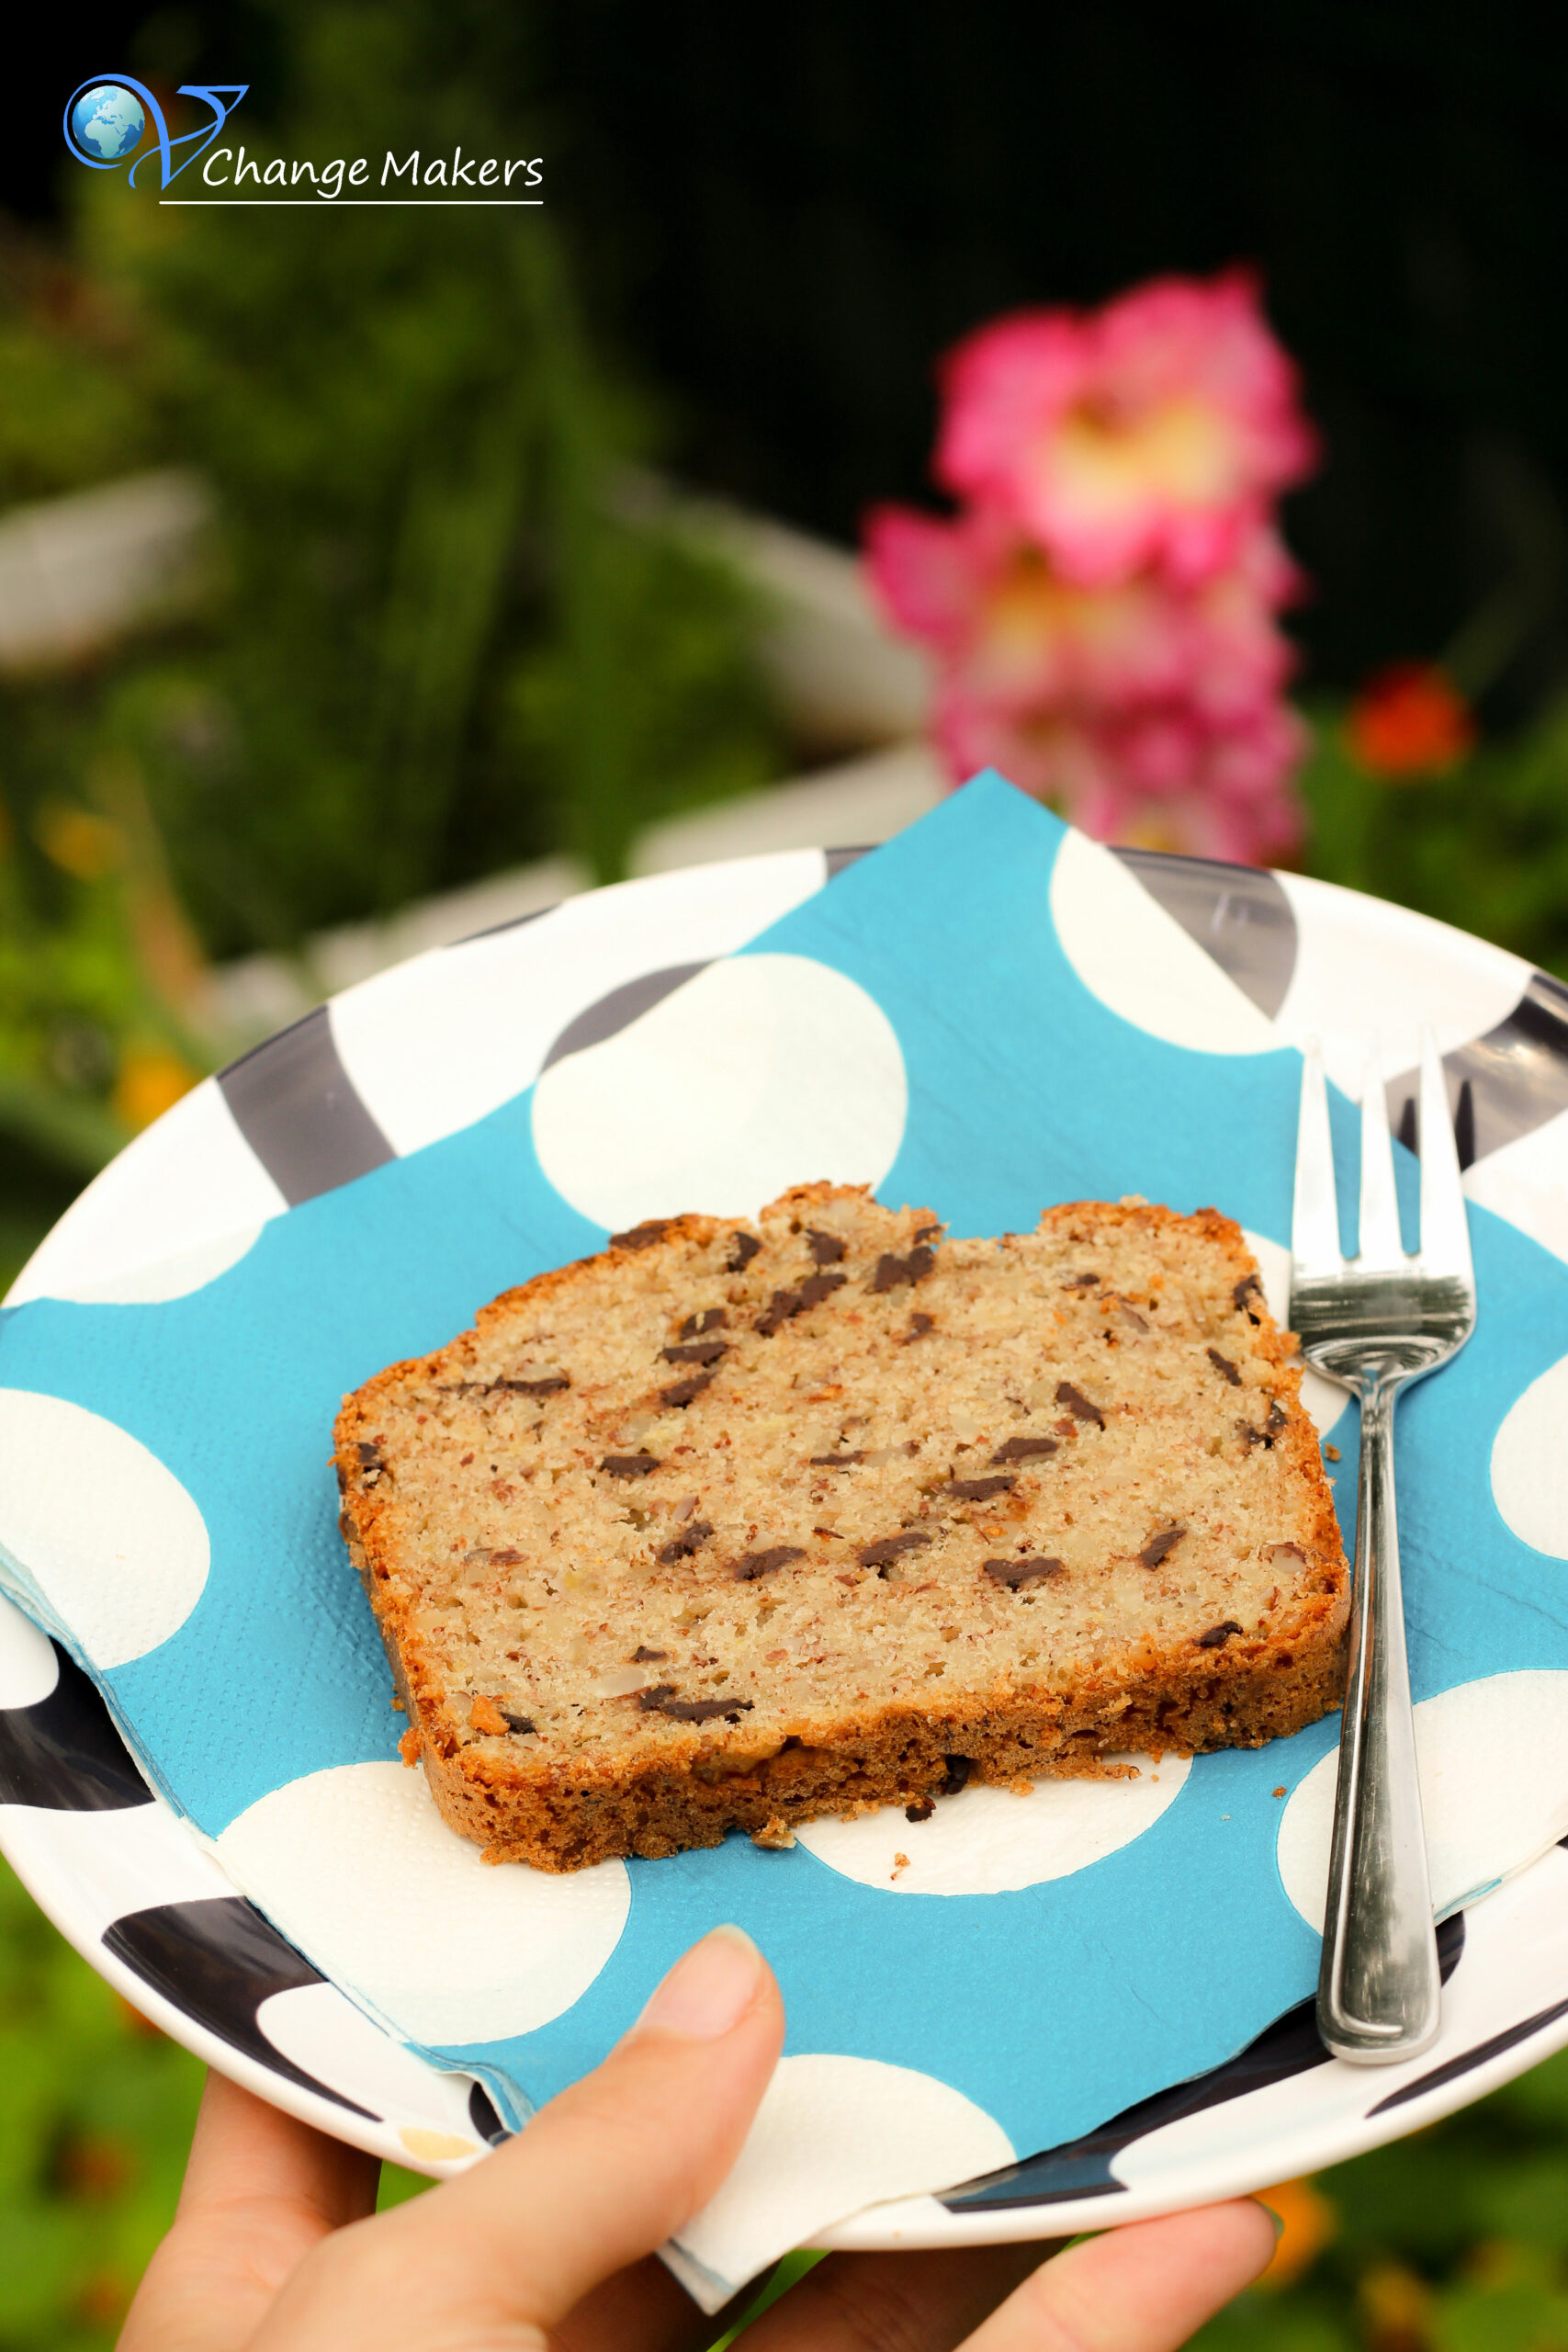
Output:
top-left (335, 1187), bottom-right (1348, 1871)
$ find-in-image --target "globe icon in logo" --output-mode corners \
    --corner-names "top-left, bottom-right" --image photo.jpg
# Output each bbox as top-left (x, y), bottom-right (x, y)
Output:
top-left (71, 84), bottom-right (146, 162)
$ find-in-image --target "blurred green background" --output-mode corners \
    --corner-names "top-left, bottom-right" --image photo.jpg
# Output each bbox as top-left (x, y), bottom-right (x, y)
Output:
top-left (5, 2), bottom-right (1568, 2344)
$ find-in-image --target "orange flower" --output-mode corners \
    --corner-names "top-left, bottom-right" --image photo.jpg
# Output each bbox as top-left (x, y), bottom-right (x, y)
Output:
top-left (35, 801), bottom-right (125, 879)
top-left (1356, 2259), bottom-right (1432, 2352)
top-left (1347, 662), bottom-right (1474, 778)
top-left (74, 2269), bottom-right (134, 2329)
top-left (112, 1045), bottom-right (198, 1131)
top-left (116, 1990), bottom-right (164, 2038)
top-left (58, 2132), bottom-right (136, 2199)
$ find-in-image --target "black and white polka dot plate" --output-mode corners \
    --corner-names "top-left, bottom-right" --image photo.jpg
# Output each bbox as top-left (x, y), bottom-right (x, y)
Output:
top-left (3, 838), bottom-right (1567, 2251)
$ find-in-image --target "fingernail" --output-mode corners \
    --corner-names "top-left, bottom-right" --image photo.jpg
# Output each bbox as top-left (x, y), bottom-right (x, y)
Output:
top-left (637, 1926), bottom-right (763, 2041)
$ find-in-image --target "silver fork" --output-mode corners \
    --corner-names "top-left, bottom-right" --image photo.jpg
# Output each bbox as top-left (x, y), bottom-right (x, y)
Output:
top-left (1290, 1029), bottom-right (1476, 2064)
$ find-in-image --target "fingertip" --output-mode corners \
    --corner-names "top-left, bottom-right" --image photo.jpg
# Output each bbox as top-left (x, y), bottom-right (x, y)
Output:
top-left (1144, 2196), bottom-right (1281, 2271)
top-left (636, 1925), bottom-right (773, 2043)
top-left (1013, 2197), bottom-right (1284, 2352)
top-left (1255, 2193), bottom-right (1288, 2244)
top-left (422, 1929), bottom-right (786, 2325)
top-left (1127, 2198), bottom-right (1283, 2303)
top-left (1227, 2195), bottom-right (1289, 2274)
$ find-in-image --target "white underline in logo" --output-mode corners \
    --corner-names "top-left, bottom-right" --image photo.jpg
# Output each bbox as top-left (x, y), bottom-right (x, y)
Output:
top-left (159, 198), bottom-right (544, 207)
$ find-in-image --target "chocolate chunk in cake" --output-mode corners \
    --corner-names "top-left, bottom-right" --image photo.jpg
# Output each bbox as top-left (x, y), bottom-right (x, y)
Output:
top-left (984, 1556), bottom-right (1066, 1589)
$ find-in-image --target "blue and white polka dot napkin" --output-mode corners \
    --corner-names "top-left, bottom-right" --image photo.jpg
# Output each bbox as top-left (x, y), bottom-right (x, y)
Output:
top-left (3, 774), bottom-right (1567, 2305)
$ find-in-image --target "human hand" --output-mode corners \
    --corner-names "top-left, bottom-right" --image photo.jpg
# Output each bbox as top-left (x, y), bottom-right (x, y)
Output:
top-left (118, 1925), bottom-right (1277, 2352)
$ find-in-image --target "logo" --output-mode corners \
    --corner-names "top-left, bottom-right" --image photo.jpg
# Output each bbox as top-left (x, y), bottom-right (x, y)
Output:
top-left (63, 77), bottom-right (248, 190)
top-left (62, 76), bottom-right (541, 205)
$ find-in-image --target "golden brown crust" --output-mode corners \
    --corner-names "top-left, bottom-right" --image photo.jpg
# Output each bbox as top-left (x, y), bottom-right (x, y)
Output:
top-left (335, 1188), bottom-right (1348, 1871)
top-left (403, 1638), bottom-right (1347, 1871)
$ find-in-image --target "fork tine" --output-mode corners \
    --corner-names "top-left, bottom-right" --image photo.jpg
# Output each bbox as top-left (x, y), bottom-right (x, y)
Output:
top-left (1358, 1035), bottom-right (1405, 1264)
top-left (1417, 1024), bottom-right (1473, 1281)
top-left (1292, 1038), bottom-right (1343, 1275)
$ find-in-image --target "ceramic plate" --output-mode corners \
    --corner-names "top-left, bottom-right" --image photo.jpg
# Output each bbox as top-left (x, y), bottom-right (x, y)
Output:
top-left (3, 841), bottom-right (1567, 2243)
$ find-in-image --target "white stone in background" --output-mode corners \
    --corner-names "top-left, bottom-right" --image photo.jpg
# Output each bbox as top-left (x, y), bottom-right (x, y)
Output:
top-left (531, 951), bottom-right (908, 1230)
top-left (0, 1590), bottom-right (59, 1711)
top-left (669, 2054), bottom-right (1013, 2312)
top-left (632, 742), bottom-right (945, 876)
top-left (207, 748), bottom-right (936, 1067)
top-left (1490, 1353), bottom-right (1568, 1559)
top-left (1270, 872), bottom-right (1530, 1102)
top-left (309, 855), bottom-right (592, 995)
top-left (207, 747), bottom-right (934, 1063)
top-left (1464, 1106), bottom-right (1568, 1266)
top-left (0, 469), bottom-right (213, 672)
top-left (6, 1079), bottom-right (284, 1307)
top-left (615, 470), bottom-right (932, 749)
top-left (0, 1391), bottom-right (209, 1669)
top-left (1052, 830), bottom-right (1279, 1056)
top-left (203, 855), bottom-right (593, 1051)
top-left (797, 1755), bottom-right (1190, 1896)
top-left (1275, 1671), bottom-right (1568, 1931)
top-left (199, 954), bottom-right (320, 1051)
top-left (216, 1761), bottom-right (630, 2048)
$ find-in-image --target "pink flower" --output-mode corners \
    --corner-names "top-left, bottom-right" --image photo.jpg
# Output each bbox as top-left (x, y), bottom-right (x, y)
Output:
top-left (863, 269), bottom-right (1319, 864)
top-left (864, 501), bottom-right (1306, 864)
top-left (868, 504), bottom-right (1299, 720)
top-left (933, 680), bottom-right (1306, 865)
top-left (933, 272), bottom-right (1316, 590)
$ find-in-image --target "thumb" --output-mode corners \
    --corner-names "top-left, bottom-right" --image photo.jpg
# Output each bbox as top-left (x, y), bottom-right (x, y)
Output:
top-left (251, 1925), bottom-right (784, 2350)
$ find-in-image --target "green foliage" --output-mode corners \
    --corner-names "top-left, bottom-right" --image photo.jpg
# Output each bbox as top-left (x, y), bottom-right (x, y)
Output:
top-left (0, 1845), bottom-right (427, 2347)
top-left (0, 876), bottom-right (139, 1176)
top-left (0, 0), bottom-right (781, 1278)
top-left (0, 1855), bottom-right (202, 2347)
top-left (1300, 696), bottom-right (1568, 983)
top-left (508, 516), bottom-right (783, 883)
top-left (0, 239), bottom-right (150, 506)
top-left (0, 703), bottom-right (224, 1285)
top-left (48, 0), bottom-right (781, 950)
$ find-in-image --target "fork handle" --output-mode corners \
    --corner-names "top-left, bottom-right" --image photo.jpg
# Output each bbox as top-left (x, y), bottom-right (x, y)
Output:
top-left (1316, 1375), bottom-right (1442, 2063)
